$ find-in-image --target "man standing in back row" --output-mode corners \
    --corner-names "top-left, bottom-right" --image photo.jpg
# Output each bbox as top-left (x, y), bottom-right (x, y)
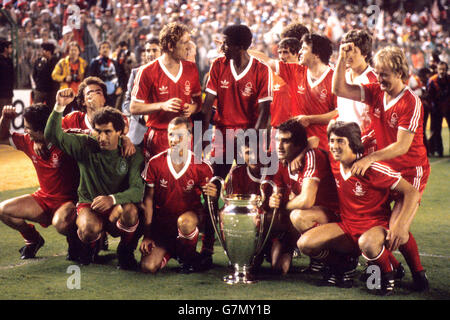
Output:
top-left (130, 22), bottom-right (202, 163)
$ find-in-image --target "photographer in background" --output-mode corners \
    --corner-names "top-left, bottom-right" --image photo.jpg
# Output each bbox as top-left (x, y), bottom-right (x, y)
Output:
top-left (52, 41), bottom-right (87, 114)
top-left (115, 42), bottom-right (137, 110)
top-left (86, 41), bottom-right (120, 108)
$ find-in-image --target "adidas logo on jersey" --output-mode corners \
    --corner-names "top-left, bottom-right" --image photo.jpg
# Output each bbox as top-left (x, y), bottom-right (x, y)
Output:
top-left (297, 85), bottom-right (305, 94)
top-left (273, 84), bottom-right (281, 91)
top-left (160, 178), bottom-right (168, 188)
top-left (159, 86), bottom-right (169, 95)
top-left (220, 80), bottom-right (230, 89)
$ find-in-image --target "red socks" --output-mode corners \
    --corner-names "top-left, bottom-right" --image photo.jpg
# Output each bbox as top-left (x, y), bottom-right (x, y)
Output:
top-left (20, 223), bottom-right (40, 245)
top-left (399, 232), bottom-right (424, 273)
top-left (363, 246), bottom-right (393, 274)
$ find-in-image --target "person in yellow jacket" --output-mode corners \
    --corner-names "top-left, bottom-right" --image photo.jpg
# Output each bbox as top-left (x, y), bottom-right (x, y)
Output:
top-left (52, 41), bottom-right (87, 96)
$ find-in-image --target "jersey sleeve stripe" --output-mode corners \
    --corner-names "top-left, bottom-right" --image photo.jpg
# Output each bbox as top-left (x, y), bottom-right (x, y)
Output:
top-left (205, 88), bottom-right (217, 96)
top-left (408, 90), bottom-right (421, 132)
top-left (131, 65), bottom-right (145, 99)
top-left (304, 150), bottom-right (316, 178)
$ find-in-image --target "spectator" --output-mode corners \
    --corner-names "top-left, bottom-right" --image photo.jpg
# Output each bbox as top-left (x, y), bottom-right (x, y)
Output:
top-left (52, 41), bottom-right (87, 110)
top-left (32, 42), bottom-right (59, 109)
top-left (0, 39), bottom-right (14, 113)
top-left (86, 41), bottom-right (120, 107)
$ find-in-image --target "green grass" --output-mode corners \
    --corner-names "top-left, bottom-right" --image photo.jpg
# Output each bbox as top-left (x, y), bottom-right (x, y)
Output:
top-left (0, 132), bottom-right (449, 301)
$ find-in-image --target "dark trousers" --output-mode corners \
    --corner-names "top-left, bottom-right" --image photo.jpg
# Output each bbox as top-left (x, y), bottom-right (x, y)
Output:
top-left (429, 106), bottom-right (450, 156)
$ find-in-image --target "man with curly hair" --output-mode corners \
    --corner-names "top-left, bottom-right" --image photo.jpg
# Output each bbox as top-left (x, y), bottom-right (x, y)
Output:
top-left (130, 22), bottom-right (202, 163)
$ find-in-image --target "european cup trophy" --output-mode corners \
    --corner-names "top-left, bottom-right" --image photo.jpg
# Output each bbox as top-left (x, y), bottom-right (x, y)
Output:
top-left (206, 176), bottom-right (278, 284)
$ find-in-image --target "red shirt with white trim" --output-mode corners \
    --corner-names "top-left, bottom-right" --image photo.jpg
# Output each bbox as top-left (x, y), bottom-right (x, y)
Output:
top-left (206, 56), bottom-right (273, 128)
top-left (276, 62), bottom-right (337, 150)
top-left (10, 133), bottom-right (78, 201)
top-left (141, 150), bottom-right (213, 218)
top-left (270, 73), bottom-right (291, 127)
top-left (361, 84), bottom-right (428, 170)
top-left (330, 156), bottom-right (401, 231)
top-left (131, 58), bottom-right (202, 129)
top-left (62, 111), bottom-right (129, 134)
top-left (271, 148), bottom-right (339, 212)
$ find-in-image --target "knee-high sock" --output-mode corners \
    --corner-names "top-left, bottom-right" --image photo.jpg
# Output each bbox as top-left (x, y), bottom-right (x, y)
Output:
top-left (362, 246), bottom-right (393, 274)
top-left (20, 223), bottom-right (40, 244)
top-left (399, 232), bottom-right (424, 273)
top-left (116, 219), bottom-right (139, 244)
top-left (177, 227), bottom-right (199, 261)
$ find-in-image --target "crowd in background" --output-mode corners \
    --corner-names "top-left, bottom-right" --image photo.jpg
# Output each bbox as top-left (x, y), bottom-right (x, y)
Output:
top-left (0, 0), bottom-right (448, 89)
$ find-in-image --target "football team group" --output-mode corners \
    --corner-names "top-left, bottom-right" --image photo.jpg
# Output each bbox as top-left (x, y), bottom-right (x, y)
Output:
top-left (0, 20), bottom-right (432, 296)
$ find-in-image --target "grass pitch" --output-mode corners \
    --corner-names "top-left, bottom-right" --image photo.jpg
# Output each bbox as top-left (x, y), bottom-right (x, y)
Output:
top-left (0, 132), bottom-right (449, 303)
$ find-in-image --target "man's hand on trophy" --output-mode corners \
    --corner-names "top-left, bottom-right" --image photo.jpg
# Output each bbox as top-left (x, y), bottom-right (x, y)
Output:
top-left (202, 179), bottom-right (218, 198)
top-left (269, 193), bottom-right (282, 209)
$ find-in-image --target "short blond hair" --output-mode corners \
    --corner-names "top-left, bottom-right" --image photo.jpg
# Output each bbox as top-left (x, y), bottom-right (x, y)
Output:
top-left (373, 46), bottom-right (409, 82)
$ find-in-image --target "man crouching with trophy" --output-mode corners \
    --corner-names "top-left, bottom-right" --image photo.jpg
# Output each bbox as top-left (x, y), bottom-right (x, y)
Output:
top-left (202, 139), bottom-right (285, 283)
top-left (140, 117), bottom-right (213, 274)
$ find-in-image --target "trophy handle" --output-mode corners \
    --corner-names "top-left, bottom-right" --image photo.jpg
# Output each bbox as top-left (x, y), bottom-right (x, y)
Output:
top-left (255, 180), bottom-right (279, 256)
top-left (206, 176), bottom-right (228, 253)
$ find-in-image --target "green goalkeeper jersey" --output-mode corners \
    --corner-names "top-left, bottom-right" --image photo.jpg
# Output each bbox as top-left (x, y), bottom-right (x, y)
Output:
top-left (44, 110), bottom-right (145, 205)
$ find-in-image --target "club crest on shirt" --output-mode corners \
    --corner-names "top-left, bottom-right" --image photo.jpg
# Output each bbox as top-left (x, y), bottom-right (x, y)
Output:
top-left (389, 112), bottom-right (398, 128)
top-left (353, 181), bottom-right (366, 196)
top-left (51, 153), bottom-right (61, 168)
top-left (117, 159), bottom-right (128, 174)
top-left (159, 86), bottom-right (169, 95)
top-left (242, 82), bottom-right (253, 97)
top-left (273, 83), bottom-right (281, 91)
top-left (319, 89), bottom-right (328, 102)
top-left (220, 80), bottom-right (230, 89)
top-left (184, 80), bottom-right (191, 96)
top-left (184, 179), bottom-right (195, 192)
top-left (160, 178), bottom-right (168, 188)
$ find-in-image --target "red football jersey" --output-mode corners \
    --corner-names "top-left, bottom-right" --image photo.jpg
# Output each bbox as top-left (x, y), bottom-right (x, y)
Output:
top-left (330, 157), bottom-right (401, 232)
top-left (276, 62), bottom-right (337, 150)
top-left (226, 165), bottom-right (273, 196)
top-left (131, 57), bottom-right (202, 129)
top-left (361, 84), bottom-right (429, 170)
top-left (142, 150), bottom-right (213, 218)
top-left (271, 148), bottom-right (339, 212)
top-left (270, 73), bottom-right (292, 127)
top-left (62, 111), bottom-right (129, 134)
top-left (10, 133), bottom-right (78, 201)
top-left (206, 56), bottom-right (273, 128)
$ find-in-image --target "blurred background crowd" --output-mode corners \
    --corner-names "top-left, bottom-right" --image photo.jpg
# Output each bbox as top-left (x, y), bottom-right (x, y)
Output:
top-left (0, 0), bottom-right (448, 90)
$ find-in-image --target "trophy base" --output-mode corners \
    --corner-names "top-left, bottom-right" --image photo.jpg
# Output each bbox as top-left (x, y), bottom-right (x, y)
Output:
top-left (223, 272), bottom-right (257, 284)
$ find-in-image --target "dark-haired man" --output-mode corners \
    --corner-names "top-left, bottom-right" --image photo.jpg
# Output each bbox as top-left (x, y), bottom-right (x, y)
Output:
top-left (44, 88), bottom-right (145, 269)
top-left (200, 24), bottom-right (272, 263)
top-left (130, 22), bottom-right (202, 163)
top-left (122, 38), bottom-right (161, 146)
top-left (32, 42), bottom-right (59, 109)
top-left (276, 33), bottom-right (338, 150)
top-left (0, 104), bottom-right (79, 259)
top-left (268, 118), bottom-right (340, 275)
top-left (299, 121), bottom-right (420, 295)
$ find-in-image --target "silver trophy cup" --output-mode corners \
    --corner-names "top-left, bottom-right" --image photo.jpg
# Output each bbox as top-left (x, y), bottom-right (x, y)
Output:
top-left (206, 176), bottom-right (278, 284)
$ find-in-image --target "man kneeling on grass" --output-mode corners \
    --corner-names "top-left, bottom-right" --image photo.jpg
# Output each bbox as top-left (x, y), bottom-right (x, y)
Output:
top-left (298, 121), bottom-right (420, 295)
top-left (0, 103), bottom-right (79, 260)
top-left (44, 88), bottom-right (145, 269)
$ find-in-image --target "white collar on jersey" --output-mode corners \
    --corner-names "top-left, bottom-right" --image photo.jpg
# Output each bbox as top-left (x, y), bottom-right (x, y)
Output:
top-left (246, 166), bottom-right (267, 184)
top-left (230, 56), bottom-right (254, 81)
top-left (84, 113), bottom-right (93, 131)
top-left (307, 66), bottom-right (331, 88)
top-left (340, 153), bottom-right (363, 181)
top-left (383, 86), bottom-right (408, 112)
top-left (167, 149), bottom-right (192, 180)
top-left (287, 162), bottom-right (299, 181)
top-left (158, 56), bottom-right (183, 83)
